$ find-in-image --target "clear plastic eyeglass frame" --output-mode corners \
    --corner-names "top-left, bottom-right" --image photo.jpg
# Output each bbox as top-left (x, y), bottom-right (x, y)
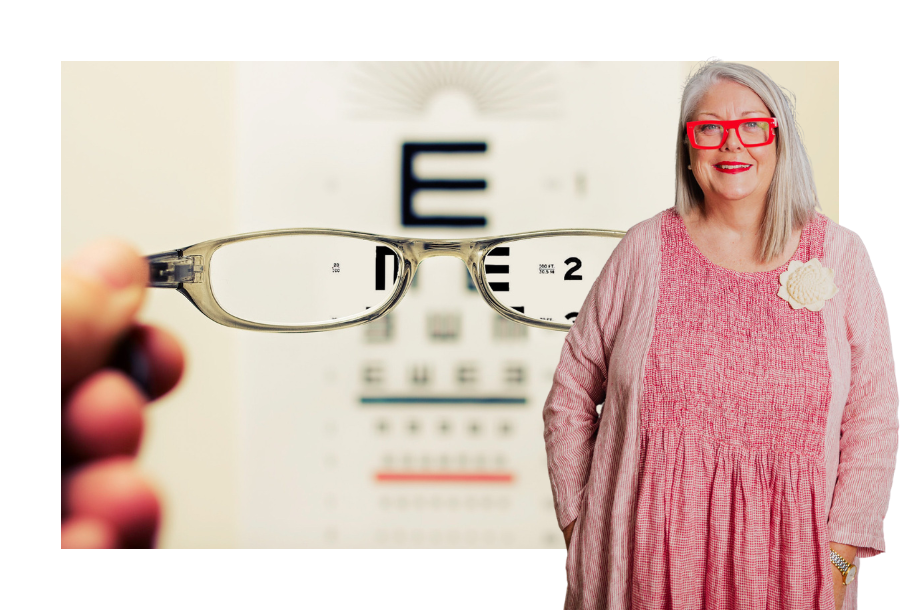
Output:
top-left (147, 228), bottom-right (625, 333)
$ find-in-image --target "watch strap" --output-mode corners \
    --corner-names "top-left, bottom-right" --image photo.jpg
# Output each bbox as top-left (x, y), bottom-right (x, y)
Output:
top-left (830, 549), bottom-right (856, 585)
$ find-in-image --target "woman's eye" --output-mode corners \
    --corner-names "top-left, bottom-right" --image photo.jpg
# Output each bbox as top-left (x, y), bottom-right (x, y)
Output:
top-left (700, 124), bottom-right (722, 133)
top-left (742, 121), bottom-right (762, 131)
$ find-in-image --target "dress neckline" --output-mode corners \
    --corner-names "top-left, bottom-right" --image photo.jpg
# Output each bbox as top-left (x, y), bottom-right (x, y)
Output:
top-left (669, 207), bottom-right (813, 278)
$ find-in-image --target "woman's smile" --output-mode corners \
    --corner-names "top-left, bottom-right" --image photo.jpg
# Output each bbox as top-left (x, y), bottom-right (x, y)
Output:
top-left (713, 162), bottom-right (752, 173)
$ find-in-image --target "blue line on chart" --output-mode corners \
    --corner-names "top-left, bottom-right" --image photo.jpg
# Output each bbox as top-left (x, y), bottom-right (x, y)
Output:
top-left (359, 396), bottom-right (527, 405)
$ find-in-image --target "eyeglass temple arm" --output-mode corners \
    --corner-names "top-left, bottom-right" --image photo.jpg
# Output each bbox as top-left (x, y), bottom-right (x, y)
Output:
top-left (147, 250), bottom-right (204, 288)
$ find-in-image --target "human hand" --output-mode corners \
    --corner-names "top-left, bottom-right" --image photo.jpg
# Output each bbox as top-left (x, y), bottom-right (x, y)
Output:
top-left (61, 240), bottom-right (184, 548)
top-left (832, 571), bottom-right (846, 610)
top-left (563, 518), bottom-right (576, 549)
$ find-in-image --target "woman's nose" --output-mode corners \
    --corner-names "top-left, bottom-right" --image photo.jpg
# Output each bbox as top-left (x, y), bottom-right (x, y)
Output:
top-left (721, 127), bottom-right (743, 150)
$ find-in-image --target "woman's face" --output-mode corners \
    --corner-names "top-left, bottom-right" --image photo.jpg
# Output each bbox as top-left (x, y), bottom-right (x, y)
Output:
top-left (688, 80), bottom-right (777, 208)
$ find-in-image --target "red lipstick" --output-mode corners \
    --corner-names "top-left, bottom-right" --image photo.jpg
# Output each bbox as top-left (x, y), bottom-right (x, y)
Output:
top-left (713, 162), bottom-right (752, 174)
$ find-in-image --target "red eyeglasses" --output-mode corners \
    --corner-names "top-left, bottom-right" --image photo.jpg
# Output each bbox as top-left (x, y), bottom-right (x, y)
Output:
top-left (686, 117), bottom-right (778, 149)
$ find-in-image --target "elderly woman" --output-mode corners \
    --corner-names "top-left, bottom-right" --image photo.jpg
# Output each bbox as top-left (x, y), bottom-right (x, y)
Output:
top-left (544, 62), bottom-right (898, 610)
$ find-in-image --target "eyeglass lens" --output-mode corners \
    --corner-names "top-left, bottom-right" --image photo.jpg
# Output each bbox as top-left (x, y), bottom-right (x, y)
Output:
top-left (692, 120), bottom-right (771, 147)
top-left (484, 236), bottom-right (619, 324)
top-left (210, 235), bottom-right (401, 326)
top-left (207, 234), bottom-right (620, 327)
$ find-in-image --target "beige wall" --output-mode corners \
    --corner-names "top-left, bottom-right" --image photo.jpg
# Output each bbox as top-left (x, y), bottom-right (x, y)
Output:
top-left (62, 62), bottom-right (839, 548)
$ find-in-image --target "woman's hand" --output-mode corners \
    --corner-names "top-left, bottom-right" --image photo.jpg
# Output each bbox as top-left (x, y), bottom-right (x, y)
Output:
top-left (832, 569), bottom-right (846, 610)
top-left (829, 542), bottom-right (857, 610)
top-left (563, 518), bottom-right (576, 549)
top-left (61, 240), bottom-right (184, 548)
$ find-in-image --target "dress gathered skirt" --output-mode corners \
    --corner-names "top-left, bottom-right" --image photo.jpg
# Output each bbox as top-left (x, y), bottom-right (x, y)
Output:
top-left (544, 208), bottom-right (899, 610)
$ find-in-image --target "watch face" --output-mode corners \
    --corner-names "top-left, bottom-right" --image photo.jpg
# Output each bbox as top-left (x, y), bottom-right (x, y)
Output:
top-left (846, 564), bottom-right (857, 584)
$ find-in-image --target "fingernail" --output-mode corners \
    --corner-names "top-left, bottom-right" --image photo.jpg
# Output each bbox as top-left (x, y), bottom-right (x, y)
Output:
top-left (110, 329), bottom-right (154, 398)
top-left (69, 241), bottom-right (142, 290)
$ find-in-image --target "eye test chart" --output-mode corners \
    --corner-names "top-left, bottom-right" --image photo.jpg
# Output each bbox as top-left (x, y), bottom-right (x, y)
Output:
top-left (232, 62), bottom-right (831, 548)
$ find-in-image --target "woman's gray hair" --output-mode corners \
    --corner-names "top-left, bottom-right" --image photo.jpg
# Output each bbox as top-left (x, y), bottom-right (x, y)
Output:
top-left (674, 61), bottom-right (820, 264)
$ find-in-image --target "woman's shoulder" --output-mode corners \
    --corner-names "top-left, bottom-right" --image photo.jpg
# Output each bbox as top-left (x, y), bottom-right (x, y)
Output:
top-left (626, 207), bottom-right (671, 237)
top-left (818, 212), bottom-right (868, 263)
top-left (594, 209), bottom-right (669, 285)
top-left (817, 213), bottom-right (888, 306)
top-left (611, 208), bottom-right (669, 256)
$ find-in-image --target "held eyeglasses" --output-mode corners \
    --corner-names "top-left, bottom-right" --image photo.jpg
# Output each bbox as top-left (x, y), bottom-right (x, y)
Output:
top-left (147, 228), bottom-right (625, 333)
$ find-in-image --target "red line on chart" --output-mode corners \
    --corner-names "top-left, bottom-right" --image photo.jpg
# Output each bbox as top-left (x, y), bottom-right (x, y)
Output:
top-left (375, 472), bottom-right (514, 483)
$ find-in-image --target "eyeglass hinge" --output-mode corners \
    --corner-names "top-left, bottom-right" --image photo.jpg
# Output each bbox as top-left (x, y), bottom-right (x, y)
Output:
top-left (147, 251), bottom-right (204, 287)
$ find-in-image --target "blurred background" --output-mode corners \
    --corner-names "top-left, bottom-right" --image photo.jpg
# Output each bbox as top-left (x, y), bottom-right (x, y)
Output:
top-left (62, 61), bottom-right (838, 549)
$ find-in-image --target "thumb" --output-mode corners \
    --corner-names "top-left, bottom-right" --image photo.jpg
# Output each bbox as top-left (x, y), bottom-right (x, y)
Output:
top-left (62, 239), bottom-right (148, 393)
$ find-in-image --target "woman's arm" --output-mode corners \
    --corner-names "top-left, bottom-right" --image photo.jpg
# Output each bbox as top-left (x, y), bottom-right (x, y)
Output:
top-left (827, 234), bottom-right (899, 558)
top-left (543, 232), bottom-right (632, 536)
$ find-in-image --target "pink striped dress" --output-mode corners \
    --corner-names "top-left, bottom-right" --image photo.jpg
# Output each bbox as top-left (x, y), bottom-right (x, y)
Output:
top-left (544, 207), bottom-right (899, 610)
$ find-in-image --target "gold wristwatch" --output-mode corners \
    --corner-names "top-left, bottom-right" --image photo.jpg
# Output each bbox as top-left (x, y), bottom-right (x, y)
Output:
top-left (830, 549), bottom-right (857, 585)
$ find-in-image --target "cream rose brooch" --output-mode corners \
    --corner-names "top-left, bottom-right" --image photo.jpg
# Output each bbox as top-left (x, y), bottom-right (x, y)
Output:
top-left (777, 258), bottom-right (838, 311)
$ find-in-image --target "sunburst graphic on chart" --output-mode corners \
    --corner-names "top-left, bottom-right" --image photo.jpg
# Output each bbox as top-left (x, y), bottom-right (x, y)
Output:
top-left (346, 62), bottom-right (560, 119)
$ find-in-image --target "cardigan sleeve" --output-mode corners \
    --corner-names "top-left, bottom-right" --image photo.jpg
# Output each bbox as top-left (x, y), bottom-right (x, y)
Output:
top-left (543, 230), bottom-right (632, 531)
top-left (827, 234), bottom-right (899, 558)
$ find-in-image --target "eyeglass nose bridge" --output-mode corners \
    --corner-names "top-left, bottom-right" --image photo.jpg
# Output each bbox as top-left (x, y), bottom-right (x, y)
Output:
top-left (397, 238), bottom-right (483, 285)
top-left (374, 238), bottom-right (488, 329)
top-left (410, 239), bottom-right (476, 260)
top-left (722, 126), bottom-right (745, 148)
top-left (391, 237), bottom-right (517, 337)
top-left (395, 237), bottom-right (484, 292)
